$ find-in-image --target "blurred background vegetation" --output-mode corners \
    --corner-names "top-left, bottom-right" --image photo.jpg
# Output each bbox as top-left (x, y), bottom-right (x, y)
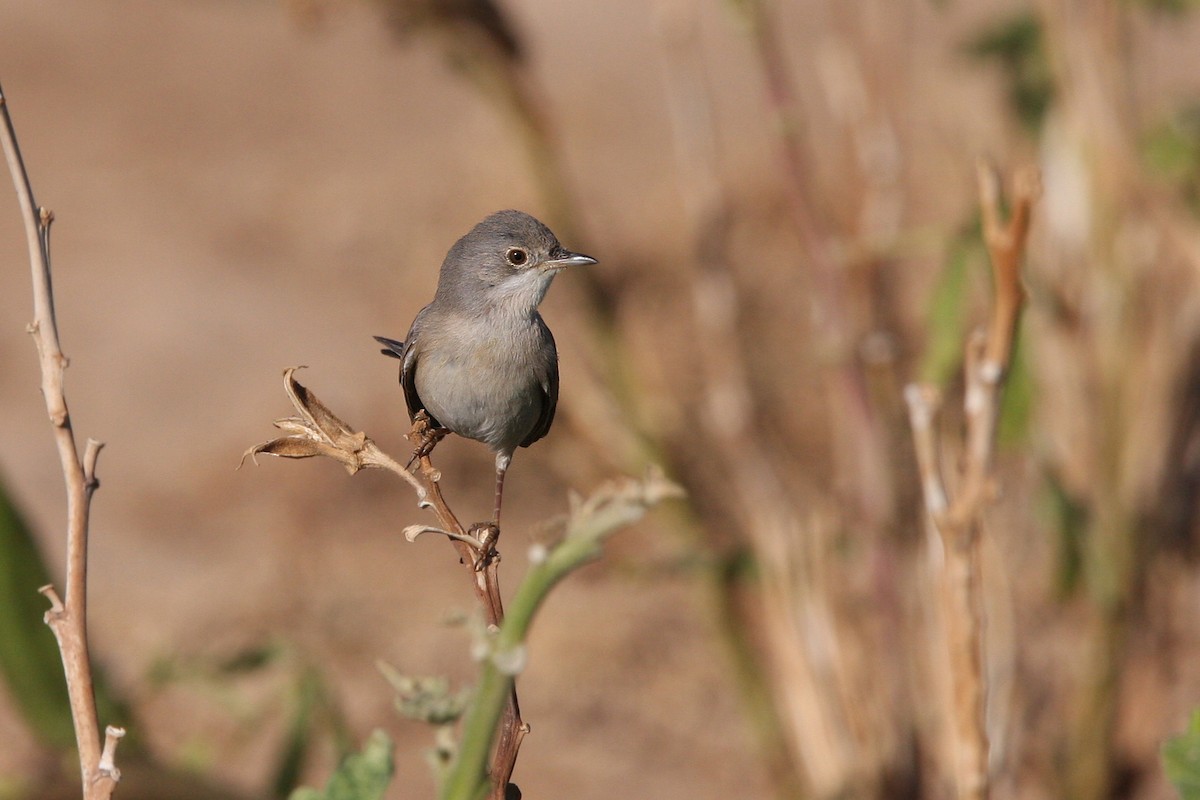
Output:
top-left (1, 0), bottom-right (1200, 798)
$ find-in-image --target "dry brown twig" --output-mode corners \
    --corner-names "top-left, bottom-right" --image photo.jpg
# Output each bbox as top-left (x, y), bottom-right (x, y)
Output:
top-left (905, 160), bottom-right (1040, 800)
top-left (0, 82), bottom-right (126, 798)
top-left (243, 368), bottom-right (526, 799)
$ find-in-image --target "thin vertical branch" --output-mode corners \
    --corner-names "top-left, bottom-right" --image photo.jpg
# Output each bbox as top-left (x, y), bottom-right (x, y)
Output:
top-left (905, 161), bottom-right (1040, 800)
top-left (0, 82), bottom-right (123, 798)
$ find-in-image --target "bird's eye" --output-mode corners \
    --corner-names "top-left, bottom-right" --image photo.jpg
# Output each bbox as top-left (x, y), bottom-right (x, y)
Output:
top-left (506, 248), bottom-right (528, 267)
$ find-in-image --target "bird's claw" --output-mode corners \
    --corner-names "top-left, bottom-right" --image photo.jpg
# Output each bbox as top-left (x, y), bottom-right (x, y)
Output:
top-left (406, 411), bottom-right (449, 467)
top-left (469, 521), bottom-right (501, 571)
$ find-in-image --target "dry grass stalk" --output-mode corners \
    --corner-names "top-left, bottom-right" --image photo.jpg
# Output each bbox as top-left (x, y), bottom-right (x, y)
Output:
top-left (0, 82), bottom-right (126, 798)
top-left (653, 5), bottom-right (905, 796)
top-left (905, 162), bottom-right (1040, 800)
top-left (1031, 4), bottom-right (1200, 795)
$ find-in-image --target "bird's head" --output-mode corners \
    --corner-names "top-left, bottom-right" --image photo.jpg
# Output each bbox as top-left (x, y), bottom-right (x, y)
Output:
top-left (435, 210), bottom-right (596, 315)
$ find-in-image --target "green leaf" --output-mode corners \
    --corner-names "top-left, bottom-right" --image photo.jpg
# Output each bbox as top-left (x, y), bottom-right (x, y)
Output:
top-left (920, 224), bottom-right (984, 386)
top-left (0, 476), bottom-right (137, 752)
top-left (1041, 471), bottom-right (1088, 598)
top-left (0, 478), bottom-right (74, 748)
top-left (921, 223), bottom-right (1033, 446)
top-left (272, 666), bottom-right (330, 798)
top-left (288, 730), bottom-right (394, 800)
top-left (997, 321), bottom-right (1033, 445)
top-left (1163, 709), bottom-right (1200, 798)
top-left (1142, 105), bottom-right (1200, 216)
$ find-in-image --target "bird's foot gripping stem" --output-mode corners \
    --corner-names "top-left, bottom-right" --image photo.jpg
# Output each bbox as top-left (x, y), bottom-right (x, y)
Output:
top-left (406, 410), bottom-right (449, 467)
top-left (468, 521), bottom-right (501, 571)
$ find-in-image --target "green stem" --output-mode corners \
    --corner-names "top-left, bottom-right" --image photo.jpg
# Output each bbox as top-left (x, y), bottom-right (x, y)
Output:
top-left (440, 497), bottom-right (656, 800)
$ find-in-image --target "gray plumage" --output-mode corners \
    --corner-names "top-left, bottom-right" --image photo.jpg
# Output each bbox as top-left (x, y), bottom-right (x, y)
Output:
top-left (375, 210), bottom-right (595, 526)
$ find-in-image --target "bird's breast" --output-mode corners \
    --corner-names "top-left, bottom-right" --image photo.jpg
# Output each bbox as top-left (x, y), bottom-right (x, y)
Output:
top-left (413, 318), bottom-right (552, 453)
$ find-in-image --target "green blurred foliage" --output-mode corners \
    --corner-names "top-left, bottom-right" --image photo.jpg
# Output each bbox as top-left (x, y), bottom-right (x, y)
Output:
top-left (0, 477), bottom-right (75, 749)
top-left (1129, 0), bottom-right (1200, 14)
top-left (920, 225), bottom-right (979, 387)
top-left (998, 327), bottom-right (1034, 446)
top-left (148, 640), bottom-right (350, 797)
top-left (1041, 471), bottom-right (1089, 597)
top-left (965, 11), bottom-right (1054, 134)
top-left (921, 223), bottom-right (1034, 445)
top-left (289, 730), bottom-right (394, 800)
top-left (1143, 105), bottom-right (1200, 215)
top-left (147, 640), bottom-right (288, 692)
top-left (272, 665), bottom-right (354, 799)
top-left (0, 477), bottom-right (136, 754)
top-left (1163, 709), bottom-right (1200, 799)
top-left (379, 664), bottom-right (470, 728)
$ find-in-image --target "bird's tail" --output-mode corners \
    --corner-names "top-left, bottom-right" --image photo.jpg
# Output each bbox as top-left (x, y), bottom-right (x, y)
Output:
top-left (373, 335), bottom-right (405, 359)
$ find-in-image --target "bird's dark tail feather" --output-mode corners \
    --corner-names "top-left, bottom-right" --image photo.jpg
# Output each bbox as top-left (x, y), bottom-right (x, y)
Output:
top-left (373, 335), bottom-right (405, 359)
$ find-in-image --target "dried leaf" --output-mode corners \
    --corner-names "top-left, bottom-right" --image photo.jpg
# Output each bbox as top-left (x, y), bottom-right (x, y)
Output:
top-left (285, 368), bottom-right (355, 441)
top-left (240, 368), bottom-right (373, 474)
top-left (241, 438), bottom-right (363, 473)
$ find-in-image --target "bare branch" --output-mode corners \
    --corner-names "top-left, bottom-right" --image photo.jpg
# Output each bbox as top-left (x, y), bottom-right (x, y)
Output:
top-left (1, 81), bottom-right (118, 798)
top-left (903, 383), bottom-right (949, 519)
top-left (402, 524), bottom-right (484, 549)
top-left (977, 159), bottom-right (1041, 378)
top-left (96, 726), bottom-right (126, 785)
top-left (908, 162), bottom-right (1040, 799)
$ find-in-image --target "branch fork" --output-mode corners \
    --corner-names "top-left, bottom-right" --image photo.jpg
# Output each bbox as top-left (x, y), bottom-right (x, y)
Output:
top-left (905, 160), bottom-right (1040, 800)
top-left (2, 80), bottom-right (124, 799)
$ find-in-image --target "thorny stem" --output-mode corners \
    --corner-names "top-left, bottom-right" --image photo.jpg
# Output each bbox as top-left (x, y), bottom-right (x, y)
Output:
top-left (0, 82), bottom-right (121, 798)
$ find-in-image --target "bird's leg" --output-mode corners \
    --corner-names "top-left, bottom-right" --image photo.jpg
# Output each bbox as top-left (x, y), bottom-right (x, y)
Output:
top-left (470, 452), bottom-right (510, 571)
top-left (405, 410), bottom-right (449, 469)
top-left (492, 451), bottom-right (511, 530)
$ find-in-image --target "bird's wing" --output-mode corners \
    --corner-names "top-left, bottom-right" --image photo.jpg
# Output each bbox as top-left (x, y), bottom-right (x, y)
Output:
top-left (378, 308), bottom-right (439, 426)
top-left (399, 311), bottom-right (432, 424)
top-left (521, 317), bottom-right (558, 448)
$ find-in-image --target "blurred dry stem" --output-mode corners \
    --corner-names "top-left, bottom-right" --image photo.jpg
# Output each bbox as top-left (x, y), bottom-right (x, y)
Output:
top-left (905, 162), bottom-right (1040, 800)
top-left (722, 37), bottom-right (913, 794)
top-left (1031, 2), bottom-right (1200, 795)
top-left (244, 369), bottom-right (525, 800)
top-left (374, 0), bottom-right (578, 239)
top-left (0, 82), bottom-right (124, 798)
top-left (657, 3), bottom-right (920, 796)
top-left (652, 5), bottom-right (805, 796)
top-left (731, 0), bottom-right (894, 527)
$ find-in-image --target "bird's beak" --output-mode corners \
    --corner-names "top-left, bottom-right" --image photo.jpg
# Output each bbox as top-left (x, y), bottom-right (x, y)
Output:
top-left (543, 250), bottom-right (597, 271)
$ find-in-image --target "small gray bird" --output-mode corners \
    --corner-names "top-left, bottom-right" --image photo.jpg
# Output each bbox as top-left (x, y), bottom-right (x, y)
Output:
top-left (375, 210), bottom-right (595, 531)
